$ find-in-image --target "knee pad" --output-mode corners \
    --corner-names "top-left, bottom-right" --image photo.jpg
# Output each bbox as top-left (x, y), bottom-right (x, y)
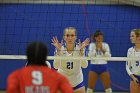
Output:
top-left (87, 88), bottom-right (93, 93)
top-left (105, 88), bottom-right (112, 93)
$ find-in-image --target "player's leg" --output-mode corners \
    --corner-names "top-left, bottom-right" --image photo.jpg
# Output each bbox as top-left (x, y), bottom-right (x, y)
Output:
top-left (134, 75), bottom-right (140, 93)
top-left (74, 86), bottom-right (85, 93)
top-left (100, 71), bottom-right (112, 93)
top-left (87, 71), bottom-right (98, 93)
top-left (130, 80), bottom-right (137, 93)
top-left (131, 82), bottom-right (140, 93)
top-left (137, 85), bottom-right (140, 93)
top-left (73, 82), bottom-right (85, 93)
top-left (130, 75), bottom-right (140, 93)
top-left (99, 64), bottom-right (112, 93)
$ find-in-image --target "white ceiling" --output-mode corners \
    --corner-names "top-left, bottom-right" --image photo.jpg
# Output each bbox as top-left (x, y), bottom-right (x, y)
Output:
top-left (0, 0), bottom-right (140, 7)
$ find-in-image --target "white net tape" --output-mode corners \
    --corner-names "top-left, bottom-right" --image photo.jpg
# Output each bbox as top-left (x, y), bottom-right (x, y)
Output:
top-left (0, 55), bottom-right (140, 61)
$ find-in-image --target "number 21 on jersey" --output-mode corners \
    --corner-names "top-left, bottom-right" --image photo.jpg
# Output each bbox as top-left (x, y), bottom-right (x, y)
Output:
top-left (67, 61), bottom-right (73, 69)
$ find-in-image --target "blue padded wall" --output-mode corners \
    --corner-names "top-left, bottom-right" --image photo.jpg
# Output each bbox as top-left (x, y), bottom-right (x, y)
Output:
top-left (0, 4), bottom-right (140, 91)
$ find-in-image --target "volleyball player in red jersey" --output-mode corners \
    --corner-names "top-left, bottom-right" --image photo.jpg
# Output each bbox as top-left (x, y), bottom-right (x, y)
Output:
top-left (7, 42), bottom-right (73, 93)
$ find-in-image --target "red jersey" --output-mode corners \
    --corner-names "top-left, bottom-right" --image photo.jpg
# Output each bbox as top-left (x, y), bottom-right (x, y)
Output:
top-left (7, 66), bottom-right (73, 93)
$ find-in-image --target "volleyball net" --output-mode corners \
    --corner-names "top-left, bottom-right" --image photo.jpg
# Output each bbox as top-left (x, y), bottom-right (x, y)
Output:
top-left (0, 55), bottom-right (139, 61)
top-left (0, 55), bottom-right (139, 92)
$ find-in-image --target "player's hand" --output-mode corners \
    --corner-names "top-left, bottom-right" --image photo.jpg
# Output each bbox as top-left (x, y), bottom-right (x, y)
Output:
top-left (96, 42), bottom-right (102, 50)
top-left (51, 36), bottom-right (63, 51)
top-left (78, 38), bottom-right (90, 50)
top-left (133, 77), bottom-right (139, 85)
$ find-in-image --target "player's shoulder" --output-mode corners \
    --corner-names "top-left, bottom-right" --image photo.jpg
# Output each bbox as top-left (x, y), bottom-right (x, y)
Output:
top-left (89, 42), bottom-right (95, 46)
top-left (75, 44), bottom-right (80, 50)
top-left (90, 42), bottom-right (95, 45)
top-left (127, 46), bottom-right (134, 52)
top-left (102, 42), bottom-right (109, 45)
top-left (8, 68), bottom-right (23, 79)
top-left (61, 45), bottom-right (65, 50)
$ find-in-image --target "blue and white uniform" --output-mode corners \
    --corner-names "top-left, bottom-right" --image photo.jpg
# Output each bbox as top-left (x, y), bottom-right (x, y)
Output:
top-left (88, 42), bottom-right (111, 74)
top-left (126, 47), bottom-right (140, 83)
top-left (53, 44), bottom-right (88, 89)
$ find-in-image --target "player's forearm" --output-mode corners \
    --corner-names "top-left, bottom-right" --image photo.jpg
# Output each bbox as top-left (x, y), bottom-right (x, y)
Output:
top-left (126, 62), bottom-right (132, 75)
top-left (129, 74), bottom-right (136, 80)
top-left (55, 50), bottom-right (61, 56)
top-left (79, 49), bottom-right (84, 56)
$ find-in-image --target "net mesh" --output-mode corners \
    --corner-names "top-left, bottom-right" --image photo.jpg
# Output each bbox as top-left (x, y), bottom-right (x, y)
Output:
top-left (0, 0), bottom-right (140, 92)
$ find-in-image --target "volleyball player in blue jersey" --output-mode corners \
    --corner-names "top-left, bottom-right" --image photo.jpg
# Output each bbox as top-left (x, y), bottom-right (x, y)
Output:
top-left (126, 29), bottom-right (140, 93)
top-left (87, 30), bottom-right (112, 93)
top-left (52, 27), bottom-right (89, 93)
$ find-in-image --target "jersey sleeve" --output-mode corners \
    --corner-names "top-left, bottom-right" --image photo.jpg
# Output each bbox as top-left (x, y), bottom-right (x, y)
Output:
top-left (7, 71), bottom-right (19, 93)
top-left (59, 76), bottom-right (73, 93)
top-left (104, 43), bottom-right (111, 57)
top-left (80, 48), bottom-right (88, 68)
top-left (126, 49), bottom-right (133, 75)
top-left (88, 43), bottom-right (96, 57)
top-left (81, 60), bottom-right (88, 68)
